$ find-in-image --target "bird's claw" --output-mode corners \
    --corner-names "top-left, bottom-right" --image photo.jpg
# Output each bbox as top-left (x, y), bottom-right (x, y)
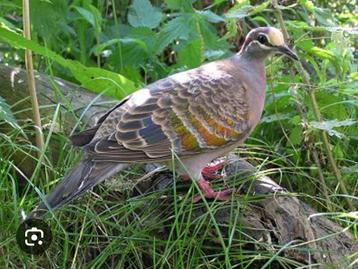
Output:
top-left (201, 161), bottom-right (225, 180)
top-left (194, 178), bottom-right (235, 203)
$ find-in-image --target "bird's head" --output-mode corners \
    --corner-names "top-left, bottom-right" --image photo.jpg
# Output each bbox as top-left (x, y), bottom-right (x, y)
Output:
top-left (240, 27), bottom-right (298, 61)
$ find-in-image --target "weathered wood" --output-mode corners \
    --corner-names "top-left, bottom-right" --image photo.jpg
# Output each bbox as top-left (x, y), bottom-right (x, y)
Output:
top-left (0, 64), bottom-right (115, 131)
top-left (0, 64), bottom-right (115, 175)
top-left (131, 157), bottom-right (357, 268)
top-left (1, 64), bottom-right (357, 268)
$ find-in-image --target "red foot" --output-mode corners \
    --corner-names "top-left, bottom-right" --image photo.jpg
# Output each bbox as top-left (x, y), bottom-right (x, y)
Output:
top-left (201, 161), bottom-right (225, 180)
top-left (194, 178), bottom-right (234, 203)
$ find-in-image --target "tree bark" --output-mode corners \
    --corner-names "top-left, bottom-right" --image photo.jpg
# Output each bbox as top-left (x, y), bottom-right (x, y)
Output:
top-left (1, 64), bottom-right (357, 268)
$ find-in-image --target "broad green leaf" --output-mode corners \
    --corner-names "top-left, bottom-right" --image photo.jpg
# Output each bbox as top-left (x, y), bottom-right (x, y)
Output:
top-left (350, 73), bottom-right (358, 80)
top-left (261, 113), bottom-right (292, 123)
top-left (30, 0), bottom-right (70, 48)
top-left (197, 10), bottom-right (224, 23)
top-left (73, 6), bottom-right (96, 27)
top-left (310, 119), bottom-right (357, 138)
top-left (92, 38), bottom-right (148, 56)
top-left (0, 0), bottom-right (21, 9)
top-left (0, 96), bottom-right (21, 130)
top-left (67, 61), bottom-right (133, 98)
top-left (299, 0), bottom-right (314, 12)
top-left (88, 4), bottom-right (102, 33)
top-left (0, 16), bottom-right (16, 29)
top-left (128, 0), bottom-right (162, 29)
top-left (314, 7), bottom-right (337, 27)
top-left (154, 14), bottom-right (197, 54)
top-left (286, 20), bottom-right (310, 29)
top-left (225, 5), bottom-right (252, 19)
top-left (225, 1), bottom-right (269, 19)
top-left (72, 5), bottom-right (102, 34)
top-left (309, 47), bottom-right (336, 61)
top-left (165, 0), bottom-right (193, 11)
top-left (288, 126), bottom-right (303, 145)
top-left (198, 18), bottom-right (228, 51)
top-left (252, 15), bottom-right (270, 26)
top-left (177, 38), bottom-right (203, 68)
top-left (249, 1), bottom-right (270, 14)
top-left (333, 143), bottom-right (344, 159)
top-left (107, 38), bottom-right (150, 68)
top-left (296, 39), bottom-right (314, 50)
top-left (126, 27), bottom-right (157, 54)
top-left (0, 25), bottom-right (135, 99)
top-left (315, 91), bottom-right (348, 120)
top-left (165, 0), bottom-right (182, 9)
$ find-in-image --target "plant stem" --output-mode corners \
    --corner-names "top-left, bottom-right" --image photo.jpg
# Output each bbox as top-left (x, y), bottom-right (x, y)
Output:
top-left (23, 0), bottom-right (44, 157)
top-left (271, 0), bottom-right (355, 211)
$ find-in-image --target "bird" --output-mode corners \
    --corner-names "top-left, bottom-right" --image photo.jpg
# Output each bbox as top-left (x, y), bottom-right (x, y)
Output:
top-left (27, 26), bottom-right (298, 219)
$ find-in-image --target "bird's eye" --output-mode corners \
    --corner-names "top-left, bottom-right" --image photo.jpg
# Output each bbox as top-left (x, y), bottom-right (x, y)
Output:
top-left (257, 34), bottom-right (268, 44)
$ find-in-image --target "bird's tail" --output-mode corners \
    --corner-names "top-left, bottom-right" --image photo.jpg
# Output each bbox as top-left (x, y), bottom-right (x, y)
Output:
top-left (27, 159), bottom-right (128, 219)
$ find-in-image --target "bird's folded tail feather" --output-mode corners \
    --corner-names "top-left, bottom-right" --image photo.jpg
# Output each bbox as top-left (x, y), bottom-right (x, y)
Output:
top-left (27, 160), bottom-right (128, 220)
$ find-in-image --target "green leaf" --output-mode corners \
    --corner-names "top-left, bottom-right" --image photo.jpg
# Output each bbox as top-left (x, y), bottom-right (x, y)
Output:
top-left (225, 1), bottom-right (269, 19)
top-left (261, 113), bottom-right (292, 123)
top-left (128, 0), bottom-right (162, 29)
top-left (299, 0), bottom-right (314, 12)
top-left (309, 119), bottom-right (357, 138)
top-left (154, 14), bottom-right (197, 53)
top-left (165, 0), bottom-right (193, 11)
top-left (249, 1), bottom-right (270, 14)
top-left (314, 7), bottom-right (337, 26)
top-left (0, 25), bottom-right (135, 99)
top-left (309, 47), bottom-right (336, 61)
top-left (296, 39), bottom-right (314, 50)
top-left (165, 0), bottom-right (182, 9)
top-left (102, 38), bottom-right (150, 68)
top-left (225, 5), bottom-right (252, 19)
top-left (198, 17), bottom-right (228, 51)
top-left (350, 73), bottom-right (358, 80)
top-left (0, 96), bottom-right (21, 130)
top-left (88, 4), bottom-right (102, 33)
top-left (333, 143), bottom-right (344, 159)
top-left (73, 6), bottom-right (96, 27)
top-left (67, 61), bottom-right (134, 98)
top-left (196, 10), bottom-right (224, 23)
top-left (177, 38), bottom-right (203, 68)
top-left (30, 0), bottom-right (70, 46)
top-left (92, 38), bottom-right (148, 56)
top-left (72, 5), bottom-right (102, 34)
top-left (0, 0), bottom-right (21, 9)
top-left (0, 16), bottom-right (16, 29)
top-left (288, 126), bottom-right (303, 145)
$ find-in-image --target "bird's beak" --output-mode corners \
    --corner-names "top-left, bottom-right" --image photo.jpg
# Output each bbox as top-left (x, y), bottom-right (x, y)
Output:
top-left (277, 44), bottom-right (299, 60)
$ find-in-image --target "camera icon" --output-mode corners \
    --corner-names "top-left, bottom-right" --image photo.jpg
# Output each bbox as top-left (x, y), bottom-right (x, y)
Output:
top-left (24, 227), bottom-right (44, 246)
top-left (16, 218), bottom-right (52, 255)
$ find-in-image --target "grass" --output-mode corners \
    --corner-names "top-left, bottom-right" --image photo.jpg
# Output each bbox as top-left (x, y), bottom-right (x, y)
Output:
top-left (0, 100), bottom-right (357, 268)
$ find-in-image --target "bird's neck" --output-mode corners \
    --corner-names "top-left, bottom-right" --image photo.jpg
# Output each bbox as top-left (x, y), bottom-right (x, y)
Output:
top-left (233, 53), bottom-right (266, 89)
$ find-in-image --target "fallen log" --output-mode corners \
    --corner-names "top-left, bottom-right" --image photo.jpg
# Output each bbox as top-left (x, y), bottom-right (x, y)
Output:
top-left (127, 157), bottom-right (357, 268)
top-left (0, 64), bottom-right (116, 129)
top-left (1, 64), bottom-right (357, 268)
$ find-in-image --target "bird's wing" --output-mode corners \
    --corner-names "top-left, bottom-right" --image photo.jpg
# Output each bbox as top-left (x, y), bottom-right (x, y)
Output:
top-left (83, 68), bottom-right (250, 163)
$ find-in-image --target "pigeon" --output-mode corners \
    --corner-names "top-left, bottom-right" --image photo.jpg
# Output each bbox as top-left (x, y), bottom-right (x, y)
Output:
top-left (28, 26), bottom-right (298, 218)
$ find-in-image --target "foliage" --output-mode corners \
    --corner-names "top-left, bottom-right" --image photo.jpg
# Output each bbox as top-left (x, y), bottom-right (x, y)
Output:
top-left (0, 0), bottom-right (357, 268)
top-left (0, 96), bottom-right (21, 130)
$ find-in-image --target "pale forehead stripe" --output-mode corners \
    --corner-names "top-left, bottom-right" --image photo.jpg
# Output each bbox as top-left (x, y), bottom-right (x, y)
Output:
top-left (267, 28), bottom-right (285, 46)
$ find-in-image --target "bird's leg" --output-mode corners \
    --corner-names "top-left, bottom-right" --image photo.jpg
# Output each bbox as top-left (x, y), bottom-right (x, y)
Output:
top-left (193, 176), bottom-right (234, 203)
top-left (201, 161), bottom-right (225, 180)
